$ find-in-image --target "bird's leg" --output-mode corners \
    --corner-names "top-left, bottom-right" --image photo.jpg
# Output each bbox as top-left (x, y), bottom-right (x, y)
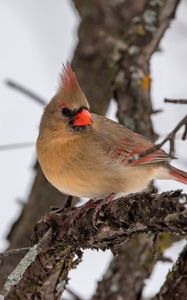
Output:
top-left (51, 195), bottom-right (73, 214)
top-left (92, 193), bottom-right (115, 229)
top-left (71, 198), bottom-right (97, 225)
top-left (64, 195), bottom-right (73, 208)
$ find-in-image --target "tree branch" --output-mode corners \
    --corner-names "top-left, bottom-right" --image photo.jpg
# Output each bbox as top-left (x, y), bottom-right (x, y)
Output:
top-left (130, 114), bottom-right (187, 161)
top-left (0, 229), bottom-right (52, 298)
top-left (164, 98), bottom-right (187, 104)
top-left (90, 0), bottom-right (182, 298)
top-left (0, 142), bottom-right (34, 151)
top-left (5, 80), bottom-right (47, 107)
top-left (1, 190), bottom-right (187, 299)
top-left (151, 243), bottom-right (187, 300)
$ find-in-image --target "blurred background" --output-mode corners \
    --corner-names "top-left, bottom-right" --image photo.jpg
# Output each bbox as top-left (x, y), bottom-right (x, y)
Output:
top-left (0, 0), bottom-right (187, 298)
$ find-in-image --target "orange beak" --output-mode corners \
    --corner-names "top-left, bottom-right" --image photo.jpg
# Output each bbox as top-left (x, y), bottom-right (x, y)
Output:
top-left (72, 108), bottom-right (93, 127)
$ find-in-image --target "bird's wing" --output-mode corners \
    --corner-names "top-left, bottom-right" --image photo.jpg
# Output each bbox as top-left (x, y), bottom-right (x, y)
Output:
top-left (93, 114), bottom-right (168, 166)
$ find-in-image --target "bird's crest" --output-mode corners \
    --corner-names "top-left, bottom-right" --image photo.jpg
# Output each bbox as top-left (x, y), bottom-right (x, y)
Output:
top-left (57, 62), bottom-right (90, 110)
top-left (60, 63), bottom-right (80, 92)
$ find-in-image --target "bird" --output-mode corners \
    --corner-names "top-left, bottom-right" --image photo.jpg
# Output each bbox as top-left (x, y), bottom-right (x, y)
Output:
top-left (36, 63), bottom-right (187, 223)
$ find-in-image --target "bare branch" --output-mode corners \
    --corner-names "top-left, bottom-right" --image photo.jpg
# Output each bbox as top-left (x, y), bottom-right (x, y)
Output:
top-left (139, 0), bottom-right (181, 62)
top-left (66, 287), bottom-right (83, 300)
top-left (5, 80), bottom-right (47, 107)
top-left (0, 142), bottom-right (34, 151)
top-left (151, 243), bottom-right (187, 300)
top-left (182, 124), bottom-right (187, 141)
top-left (0, 229), bottom-right (52, 298)
top-left (1, 190), bottom-right (187, 299)
top-left (129, 114), bottom-right (187, 162)
top-left (0, 249), bottom-right (30, 295)
top-left (164, 98), bottom-right (187, 104)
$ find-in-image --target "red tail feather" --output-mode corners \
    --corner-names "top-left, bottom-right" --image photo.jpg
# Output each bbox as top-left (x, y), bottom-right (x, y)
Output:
top-left (169, 166), bottom-right (187, 185)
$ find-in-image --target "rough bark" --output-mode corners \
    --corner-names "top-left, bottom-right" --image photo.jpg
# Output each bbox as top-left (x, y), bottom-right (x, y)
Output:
top-left (1, 190), bottom-right (187, 299)
top-left (151, 244), bottom-right (187, 300)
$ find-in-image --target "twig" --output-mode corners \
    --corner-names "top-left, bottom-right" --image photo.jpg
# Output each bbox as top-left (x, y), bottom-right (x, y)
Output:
top-left (0, 142), bottom-right (34, 151)
top-left (0, 228), bottom-right (52, 298)
top-left (66, 287), bottom-right (83, 300)
top-left (164, 98), bottom-right (187, 104)
top-left (151, 109), bottom-right (163, 114)
top-left (2, 80), bottom-right (45, 152)
top-left (130, 114), bottom-right (187, 161)
top-left (182, 124), bottom-right (187, 141)
top-left (5, 80), bottom-right (47, 107)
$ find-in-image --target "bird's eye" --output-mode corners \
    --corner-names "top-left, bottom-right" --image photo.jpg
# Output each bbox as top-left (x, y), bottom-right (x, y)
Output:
top-left (61, 107), bottom-right (73, 117)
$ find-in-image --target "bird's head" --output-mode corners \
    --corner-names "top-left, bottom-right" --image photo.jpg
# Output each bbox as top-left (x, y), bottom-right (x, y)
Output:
top-left (38, 63), bottom-right (93, 143)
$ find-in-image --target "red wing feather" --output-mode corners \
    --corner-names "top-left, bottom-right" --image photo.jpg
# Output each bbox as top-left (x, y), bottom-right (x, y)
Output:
top-left (111, 137), bottom-right (168, 166)
top-left (130, 148), bottom-right (168, 166)
top-left (94, 114), bottom-right (169, 167)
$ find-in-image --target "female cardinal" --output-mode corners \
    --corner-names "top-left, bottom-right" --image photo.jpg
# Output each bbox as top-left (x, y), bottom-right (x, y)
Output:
top-left (37, 64), bottom-right (187, 214)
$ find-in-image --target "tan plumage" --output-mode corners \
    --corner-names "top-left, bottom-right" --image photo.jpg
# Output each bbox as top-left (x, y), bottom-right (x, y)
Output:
top-left (37, 64), bottom-right (187, 201)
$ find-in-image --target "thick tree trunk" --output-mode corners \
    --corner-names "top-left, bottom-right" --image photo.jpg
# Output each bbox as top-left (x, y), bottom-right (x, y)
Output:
top-left (89, 1), bottom-right (181, 299)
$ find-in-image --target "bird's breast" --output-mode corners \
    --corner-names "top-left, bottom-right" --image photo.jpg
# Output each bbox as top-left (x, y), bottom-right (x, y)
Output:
top-left (37, 137), bottom-right (160, 199)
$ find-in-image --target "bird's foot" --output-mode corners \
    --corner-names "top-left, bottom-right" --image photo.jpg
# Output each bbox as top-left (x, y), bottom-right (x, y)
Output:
top-left (71, 198), bottom-right (97, 226)
top-left (92, 193), bottom-right (115, 229)
top-left (53, 194), bottom-right (115, 230)
top-left (51, 195), bottom-right (73, 214)
top-left (64, 195), bottom-right (73, 208)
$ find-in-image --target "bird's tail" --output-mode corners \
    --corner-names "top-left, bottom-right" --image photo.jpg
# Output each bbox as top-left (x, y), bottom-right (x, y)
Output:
top-left (169, 165), bottom-right (187, 185)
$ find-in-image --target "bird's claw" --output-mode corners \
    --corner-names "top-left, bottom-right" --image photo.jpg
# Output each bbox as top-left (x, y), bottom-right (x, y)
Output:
top-left (92, 204), bottom-right (103, 229)
top-left (70, 198), bottom-right (96, 227)
top-left (92, 193), bottom-right (115, 230)
top-left (68, 193), bottom-right (115, 230)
